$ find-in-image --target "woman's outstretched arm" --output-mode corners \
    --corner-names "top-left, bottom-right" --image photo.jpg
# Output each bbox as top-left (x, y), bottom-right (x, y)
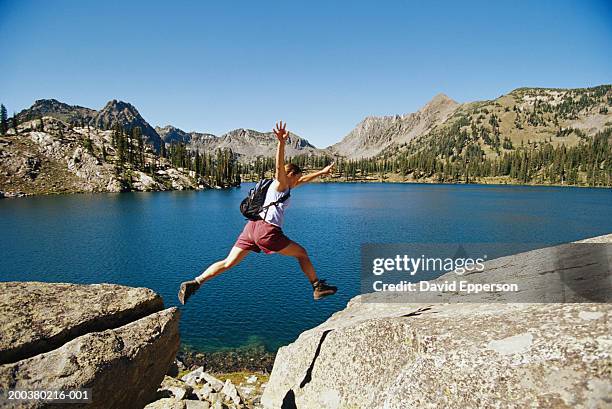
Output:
top-left (296, 162), bottom-right (335, 187)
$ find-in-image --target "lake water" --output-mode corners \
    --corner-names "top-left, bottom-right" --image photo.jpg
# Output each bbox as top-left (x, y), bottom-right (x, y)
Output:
top-left (1, 183), bottom-right (612, 352)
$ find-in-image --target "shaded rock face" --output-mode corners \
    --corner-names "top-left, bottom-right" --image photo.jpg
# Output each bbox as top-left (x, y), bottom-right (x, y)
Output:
top-left (156, 125), bottom-right (194, 144)
top-left (0, 282), bottom-right (180, 409)
top-left (262, 236), bottom-right (612, 409)
top-left (92, 100), bottom-right (163, 151)
top-left (330, 93), bottom-right (459, 159)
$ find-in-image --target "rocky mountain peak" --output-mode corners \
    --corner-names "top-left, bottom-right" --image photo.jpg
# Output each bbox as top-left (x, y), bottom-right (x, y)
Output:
top-left (98, 100), bottom-right (140, 120)
top-left (414, 93), bottom-right (459, 117)
top-left (92, 100), bottom-right (162, 150)
top-left (331, 93), bottom-right (460, 159)
top-left (31, 99), bottom-right (68, 109)
top-left (429, 93), bottom-right (455, 105)
top-left (16, 99), bottom-right (97, 125)
top-left (183, 127), bottom-right (322, 161)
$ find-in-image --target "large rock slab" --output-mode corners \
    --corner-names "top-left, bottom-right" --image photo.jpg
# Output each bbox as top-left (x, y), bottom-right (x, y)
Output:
top-left (0, 282), bottom-right (180, 409)
top-left (0, 282), bottom-right (163, 364)
top-left (262, 235), bottom-right (612, 408)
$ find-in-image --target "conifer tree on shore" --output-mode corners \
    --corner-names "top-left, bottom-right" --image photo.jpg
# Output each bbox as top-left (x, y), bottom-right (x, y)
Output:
top-left (0, 104), bottom-right (8, 135)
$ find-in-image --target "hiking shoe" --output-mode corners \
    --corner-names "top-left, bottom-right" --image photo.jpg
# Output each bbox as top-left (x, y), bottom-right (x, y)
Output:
top-left (313, 279), bottom-right (337, 300)
top-left (178, 280), bottom-right (200, 305)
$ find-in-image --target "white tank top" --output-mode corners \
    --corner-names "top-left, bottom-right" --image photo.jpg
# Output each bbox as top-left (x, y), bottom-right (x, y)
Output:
top-left (259, 180), bottom-right (291, 228)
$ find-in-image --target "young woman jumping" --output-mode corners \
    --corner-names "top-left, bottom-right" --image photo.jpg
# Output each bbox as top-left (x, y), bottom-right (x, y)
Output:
top-left (178, 121), bottom-right (338, 304)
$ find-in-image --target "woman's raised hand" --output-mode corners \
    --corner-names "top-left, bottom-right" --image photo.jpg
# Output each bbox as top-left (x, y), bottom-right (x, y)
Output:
top-left (273, 121), bottom-right (289, 142)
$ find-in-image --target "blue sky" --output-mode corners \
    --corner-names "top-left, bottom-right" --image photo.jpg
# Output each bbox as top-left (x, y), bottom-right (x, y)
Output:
top-left (1, 0), bottom-right (610, 147)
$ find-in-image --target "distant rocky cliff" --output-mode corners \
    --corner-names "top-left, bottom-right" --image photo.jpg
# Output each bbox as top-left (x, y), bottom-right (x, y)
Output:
top-left (330, 85), bottom-right (611, 160)
top-left (0, 117), bottom-right (200, 197)
top-left (330, 93), bottom-right (459, 159)
top-left (262, 234), bottom-right (612, 408)
top-left (0, 282), bottom-right (180, 409)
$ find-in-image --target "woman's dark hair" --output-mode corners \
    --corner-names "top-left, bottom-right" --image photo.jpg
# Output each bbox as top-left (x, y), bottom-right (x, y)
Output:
top-left (285, 163), bottom-right (303, 176)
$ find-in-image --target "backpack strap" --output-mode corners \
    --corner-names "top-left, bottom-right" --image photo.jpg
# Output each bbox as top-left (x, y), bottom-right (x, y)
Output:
top-left (262, 189), bottom-right (290, 209)
top-left (278, 189), bottom-right (291, 204)
top-left (255, 178), bottom-right (273, 195)
top-left (261, 189), bottom-right (291, 221)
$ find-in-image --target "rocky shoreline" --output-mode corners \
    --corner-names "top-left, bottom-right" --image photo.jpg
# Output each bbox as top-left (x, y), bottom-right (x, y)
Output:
top-left (149, 359), bottom-right (268, 408)
top-left (1, 235), bottom-right (610, 408)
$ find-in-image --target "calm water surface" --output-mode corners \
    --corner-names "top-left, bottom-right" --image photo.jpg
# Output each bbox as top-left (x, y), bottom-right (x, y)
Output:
top-left (1, 183), bottom-right (612, 351)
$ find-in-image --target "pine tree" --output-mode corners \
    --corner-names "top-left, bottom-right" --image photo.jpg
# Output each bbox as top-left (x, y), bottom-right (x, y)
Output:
top-left (115, 126), bottom-right (125, 165)
top-left (11, 112), bottom-right (18, 134)
top-left (84, 133), bottom-right (94, 154)
top-left (0, 104), bottom-right (8, 135)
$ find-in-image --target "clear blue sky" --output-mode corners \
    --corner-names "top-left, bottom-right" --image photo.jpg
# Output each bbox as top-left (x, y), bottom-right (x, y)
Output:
top-left (1, 0), bottom-right (610, 147)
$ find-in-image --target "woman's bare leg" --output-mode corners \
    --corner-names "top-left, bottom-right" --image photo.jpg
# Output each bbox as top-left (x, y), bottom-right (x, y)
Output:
top-left (195, 246), bottom-right (251, 284)
top-left (179, 246), bottom-right (251, 304)
top-left (278, 241), bottom-right (318, 284)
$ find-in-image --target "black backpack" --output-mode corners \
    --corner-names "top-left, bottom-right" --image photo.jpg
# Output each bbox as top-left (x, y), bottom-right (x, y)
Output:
top-left (240, 179), bottom-right (291, 221)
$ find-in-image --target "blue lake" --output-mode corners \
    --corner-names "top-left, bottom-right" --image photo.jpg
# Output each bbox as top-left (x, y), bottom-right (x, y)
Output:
top-left (1, 183), bottom-right (612, 352)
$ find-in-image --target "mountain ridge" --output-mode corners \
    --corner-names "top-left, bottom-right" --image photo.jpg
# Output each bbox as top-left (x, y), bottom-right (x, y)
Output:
top-left (16, 98), bottom-right (164, 151)
top-left (12, 84), bottom-right (612, 164)
top-left (330, 93), bottom-right (460, 159)
top-left (3, 84), bottom-right (611, 195)
top-left (156, 125), bottom-right (325, 161)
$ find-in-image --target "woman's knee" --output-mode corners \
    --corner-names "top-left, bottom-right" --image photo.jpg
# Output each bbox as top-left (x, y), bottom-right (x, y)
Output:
top-left (293, 246), bottom-right (309, 260)
top-left (279, 242), bottom-right (309, 259)
top-left (220, 256), bottom-right (237, 269)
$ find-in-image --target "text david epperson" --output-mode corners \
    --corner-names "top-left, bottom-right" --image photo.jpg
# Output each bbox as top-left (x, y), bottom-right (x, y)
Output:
top-left (370, 254), bottom-right (518, 294)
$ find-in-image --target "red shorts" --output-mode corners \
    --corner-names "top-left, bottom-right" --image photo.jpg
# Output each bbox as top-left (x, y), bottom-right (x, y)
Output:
top-left (234, 220), bottom-right (292, 254)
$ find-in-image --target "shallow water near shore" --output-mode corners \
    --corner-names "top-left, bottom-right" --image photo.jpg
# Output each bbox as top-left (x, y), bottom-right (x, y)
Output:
top-left (2, 183), bottom-right (612, 353)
